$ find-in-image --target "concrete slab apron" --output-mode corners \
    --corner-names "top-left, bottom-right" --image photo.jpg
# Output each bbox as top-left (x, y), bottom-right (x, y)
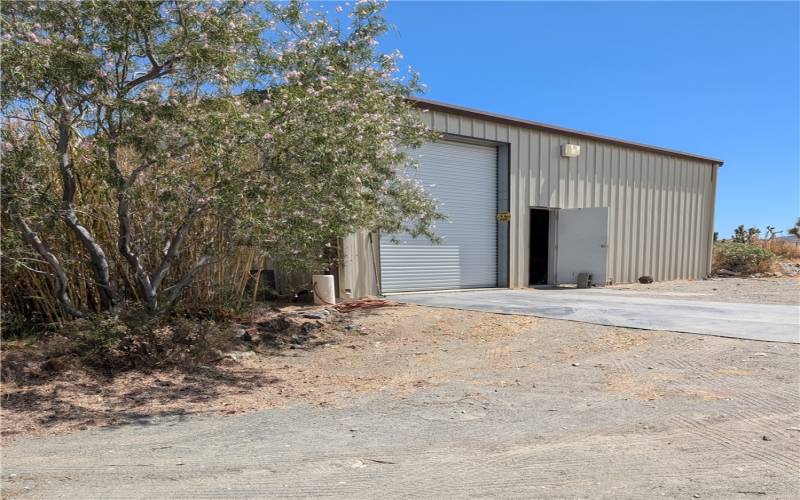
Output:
top-left (392, 289), bottom-right (800, 344)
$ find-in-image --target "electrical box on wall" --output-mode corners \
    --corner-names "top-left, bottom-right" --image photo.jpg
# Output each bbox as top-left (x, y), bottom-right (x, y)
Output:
top-left (561, 144), bottom-right (581, 158)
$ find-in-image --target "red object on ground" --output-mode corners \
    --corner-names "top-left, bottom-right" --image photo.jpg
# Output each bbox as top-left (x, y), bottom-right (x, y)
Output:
top-left (333, 298), bottom-right (402, 313)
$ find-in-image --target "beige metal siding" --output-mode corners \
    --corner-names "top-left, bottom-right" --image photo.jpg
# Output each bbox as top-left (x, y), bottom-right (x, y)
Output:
top-left (338, 230), bottom-right (379, 297)
top-left (339, 110), bottom-right (718, 297)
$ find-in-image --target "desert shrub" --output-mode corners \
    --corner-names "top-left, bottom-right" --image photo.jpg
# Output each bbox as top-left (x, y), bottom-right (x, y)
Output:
top-left (713, 242), bottom-right (774, 274)
top-left (761, 239), bottom-right (800, 259)
top-left (71, 314), bottom-right (236, 373)
top-left (1, 313), bottom-right (238, 381)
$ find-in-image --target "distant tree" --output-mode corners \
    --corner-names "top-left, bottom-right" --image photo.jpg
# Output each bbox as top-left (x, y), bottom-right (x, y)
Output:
top-left (764, 226), bottom-right (783, 240)
top-left (731, 225), bottom-right (760, 244)
top-left (789, 218), bottom-right (800, 239)
top-left (713, 231), bottom-right (719, 243)
top-left (732, 226), bottom-right (746, 243)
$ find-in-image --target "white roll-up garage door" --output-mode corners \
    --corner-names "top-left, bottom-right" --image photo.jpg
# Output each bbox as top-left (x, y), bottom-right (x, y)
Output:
top-left (380, 141), bottom-right (497, 293)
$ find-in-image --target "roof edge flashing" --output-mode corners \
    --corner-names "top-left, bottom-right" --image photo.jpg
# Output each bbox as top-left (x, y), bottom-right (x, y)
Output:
top-left (409, 97), bottom-right (724, 166)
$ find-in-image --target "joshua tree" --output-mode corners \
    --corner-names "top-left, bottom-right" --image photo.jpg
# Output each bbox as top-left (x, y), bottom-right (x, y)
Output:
top-left (732, 225), bottom-right (760, 244)
top-left (765, 226), bottom-right (783, 240)
top-left (789, 218), bottom-right (800, 239)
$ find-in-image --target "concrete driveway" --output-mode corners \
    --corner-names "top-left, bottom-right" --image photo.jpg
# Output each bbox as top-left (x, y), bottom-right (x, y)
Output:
top-left (392, 288), bottom-right (800, 343)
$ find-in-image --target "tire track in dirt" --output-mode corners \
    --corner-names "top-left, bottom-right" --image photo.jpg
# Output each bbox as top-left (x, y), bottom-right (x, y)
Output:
top-left (670, 414), bottom-right (799, 476)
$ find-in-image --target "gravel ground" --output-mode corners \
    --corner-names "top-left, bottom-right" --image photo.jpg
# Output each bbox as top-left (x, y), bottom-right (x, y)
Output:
top-left (3, 291), bottom-right (799, 499)
top-left (606, 276), bottom-right (800, 305)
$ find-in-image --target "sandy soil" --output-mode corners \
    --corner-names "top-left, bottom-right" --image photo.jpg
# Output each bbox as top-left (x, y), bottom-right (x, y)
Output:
top-left (1, 305), bottom-right (538, 442)
top-left (607, 276), bottom-right (800, 305)
top-left (2, 278), bottom-right (797, 442)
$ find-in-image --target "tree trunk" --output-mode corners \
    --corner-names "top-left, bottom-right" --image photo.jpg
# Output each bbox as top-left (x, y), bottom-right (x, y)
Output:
top-left (116, 190), bottom-right (158, 310)
top-left (14, 216), bottom-right (84, 319)
top-left (56, 110), bottom-right (119, 310)
top-left (151, 207), bottom-right (202, 292)
top-left (106, 132), bottom-right (160, 311)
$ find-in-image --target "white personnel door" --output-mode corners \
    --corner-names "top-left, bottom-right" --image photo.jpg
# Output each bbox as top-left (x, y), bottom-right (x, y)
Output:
top-left (556, 207), bottom-right (609, 285)
top-left (379, 141), bottom-right (497, 293)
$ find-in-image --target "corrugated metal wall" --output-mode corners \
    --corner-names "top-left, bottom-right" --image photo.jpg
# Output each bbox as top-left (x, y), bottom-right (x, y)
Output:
top-left (339, 109), bottom-right (718, 296)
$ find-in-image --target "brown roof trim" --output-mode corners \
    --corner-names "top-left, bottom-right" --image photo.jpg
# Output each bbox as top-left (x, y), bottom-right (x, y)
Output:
top-left (410, 97), bottom-right (724, 166)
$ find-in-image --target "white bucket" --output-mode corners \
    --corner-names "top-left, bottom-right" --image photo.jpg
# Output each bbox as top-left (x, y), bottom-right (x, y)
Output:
top-left (312, 274), bottom-right (336, 305)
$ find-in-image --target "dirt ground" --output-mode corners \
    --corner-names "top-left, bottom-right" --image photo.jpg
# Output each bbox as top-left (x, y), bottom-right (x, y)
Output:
top-left (1, 305), bottom-right (541, 442)
top-left (2, 278), bottom-right (799, 498)
top-left (2, 277), bottom-right (798, 442)
top-left (607, 276), bottom-right (800, 305)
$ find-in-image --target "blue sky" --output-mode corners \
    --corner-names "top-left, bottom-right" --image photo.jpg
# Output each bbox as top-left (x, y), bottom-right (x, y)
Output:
top-left (378, 1), bottom-right (799, 237)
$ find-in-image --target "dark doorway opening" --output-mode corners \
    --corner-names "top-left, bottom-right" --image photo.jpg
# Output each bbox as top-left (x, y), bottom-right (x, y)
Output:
top-left (529, 209), bottom-right (550, 285)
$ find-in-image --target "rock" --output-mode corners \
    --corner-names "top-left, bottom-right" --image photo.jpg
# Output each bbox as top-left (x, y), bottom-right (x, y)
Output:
top-left (773, 272), bottom-right (783, 277)
top-left (235, 329), bottom-right (252, 342)
top-left (638, 275), bottom-right (654, 284)
top-left (780, 262), bottom-right (800, 275)
top-left (300, 322), bottom-right (319, 335)
top-left (257, 317), bottom-right (291, 332)
top-left (39, 356), bottom-right (69, 373)
top-left (302, 310), bottom-right (331, 320)
top-left (762, 435), bottom-right (772, 441)
top-left (571, 362), bottom-right (580, 367)
top-left (716, 269), bottom-right (737, 277)
top-left (225, 351), bottom-right (255, 362)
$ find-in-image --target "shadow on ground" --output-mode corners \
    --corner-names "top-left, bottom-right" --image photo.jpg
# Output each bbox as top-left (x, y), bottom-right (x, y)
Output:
top-left (1, 365), bottom-right (282, 440)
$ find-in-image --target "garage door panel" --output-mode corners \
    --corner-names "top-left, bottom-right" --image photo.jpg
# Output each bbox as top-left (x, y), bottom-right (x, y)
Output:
top-left (380, 141), bottom-right (497, 293)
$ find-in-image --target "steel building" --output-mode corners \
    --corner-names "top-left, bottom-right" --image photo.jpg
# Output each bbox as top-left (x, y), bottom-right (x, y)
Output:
top-left (338, 98), bottom-right (723, 297)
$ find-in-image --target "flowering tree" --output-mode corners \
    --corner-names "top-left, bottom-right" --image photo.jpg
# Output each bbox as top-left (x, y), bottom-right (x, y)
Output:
top-left (1, 0), bottom-right (441, 316)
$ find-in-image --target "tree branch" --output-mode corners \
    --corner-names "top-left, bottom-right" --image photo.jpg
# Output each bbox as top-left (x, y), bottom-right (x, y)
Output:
top-left (121, 56), bottom-right (177, 93)
top-left (150, 205), bottom-right (203, 293)
top-left (163, 255), bottom-right (216, 306)
top-left (140, 26), bottom-right (161, 68)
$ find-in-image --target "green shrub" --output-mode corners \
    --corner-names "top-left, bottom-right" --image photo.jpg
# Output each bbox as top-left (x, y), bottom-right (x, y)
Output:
top-left (12, 312), bottom-right (237, 377)
top-left (713, 242), bottom-right (774, 274)
top-left (2, 312), bottom-right (239, 382)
